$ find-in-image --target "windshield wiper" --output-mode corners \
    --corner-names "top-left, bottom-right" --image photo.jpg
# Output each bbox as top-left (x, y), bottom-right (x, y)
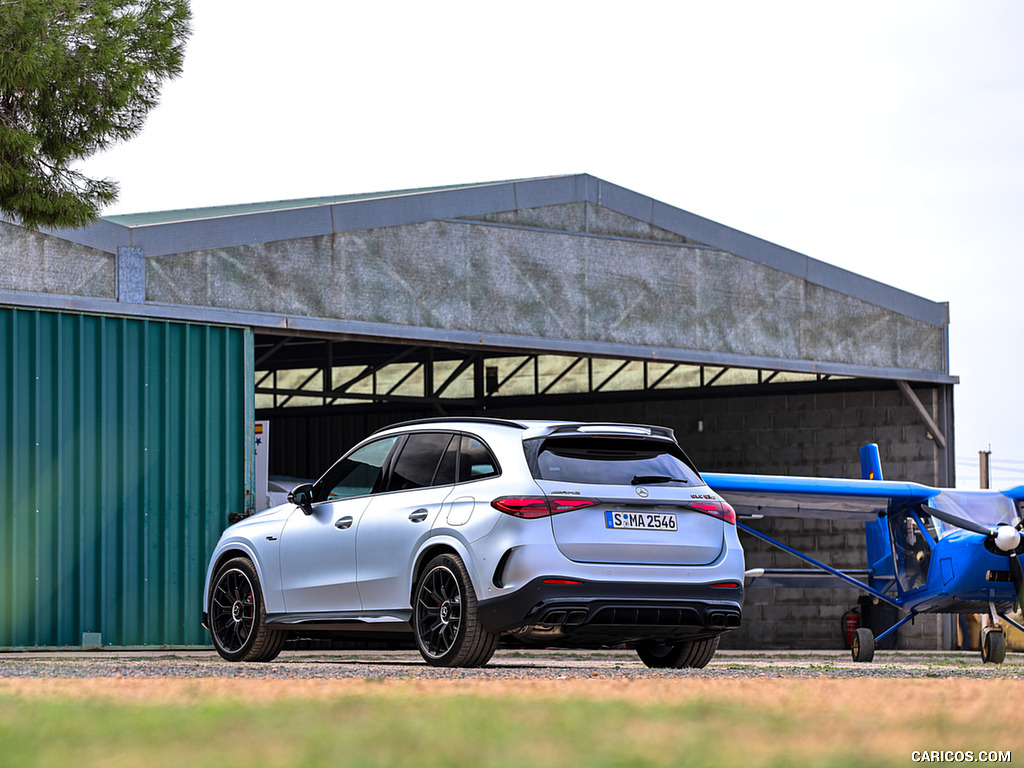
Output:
top-left (631, 475), bottom-right (688, 485)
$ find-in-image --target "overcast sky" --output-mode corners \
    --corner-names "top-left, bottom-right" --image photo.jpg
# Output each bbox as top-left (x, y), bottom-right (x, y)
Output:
top-left (80, 1), bottom-right (1024, 488)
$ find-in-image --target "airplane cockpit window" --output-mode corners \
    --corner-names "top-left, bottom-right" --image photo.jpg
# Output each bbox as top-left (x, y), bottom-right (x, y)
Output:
top-left (930, 490), bottom-right (1018, 537)
top-left (889, 508), bottom-right (935, 592)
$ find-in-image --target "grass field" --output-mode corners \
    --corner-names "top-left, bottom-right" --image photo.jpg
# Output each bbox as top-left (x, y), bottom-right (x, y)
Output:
top-left (0, 676), bottom-right (1019, 768)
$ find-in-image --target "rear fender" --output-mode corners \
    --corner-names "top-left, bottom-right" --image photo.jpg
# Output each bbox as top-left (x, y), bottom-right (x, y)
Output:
top-left (408, 534), bottom-right (482, 605)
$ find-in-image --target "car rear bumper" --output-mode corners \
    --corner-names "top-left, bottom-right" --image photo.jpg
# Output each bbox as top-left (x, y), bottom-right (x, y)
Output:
top-left (478, 576), bottom-right (743, 644)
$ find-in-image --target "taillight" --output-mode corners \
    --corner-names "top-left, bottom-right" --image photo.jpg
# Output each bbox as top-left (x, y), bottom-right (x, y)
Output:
top-left (490, 497), bottom-right (550, 518)
top-left (549, 498), bottom-right (599, 514)
top-left (689, 501), bottom-right (737, 525)
top-left (491, 496), bottom-right (598, 518)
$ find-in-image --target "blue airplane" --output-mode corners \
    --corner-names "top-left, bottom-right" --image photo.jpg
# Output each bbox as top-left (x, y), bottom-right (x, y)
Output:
top-left (704, 444), bottom-right (1024, 664)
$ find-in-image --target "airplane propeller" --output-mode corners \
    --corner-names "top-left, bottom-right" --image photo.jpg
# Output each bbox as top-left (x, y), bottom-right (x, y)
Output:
top-left (922, 504), bottom-right (1024, 608)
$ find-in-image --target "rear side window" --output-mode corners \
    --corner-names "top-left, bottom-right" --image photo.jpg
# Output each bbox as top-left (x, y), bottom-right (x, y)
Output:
top-left (530, 437), bottom-right (701, 486)
top-left (458, 436), bottom-right (499, 481)
top-left (386, 433), bottom-right (456, 491)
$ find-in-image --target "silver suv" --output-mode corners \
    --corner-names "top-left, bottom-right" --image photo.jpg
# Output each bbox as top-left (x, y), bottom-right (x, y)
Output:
top-left (203, 418), bottom-right (744, 668)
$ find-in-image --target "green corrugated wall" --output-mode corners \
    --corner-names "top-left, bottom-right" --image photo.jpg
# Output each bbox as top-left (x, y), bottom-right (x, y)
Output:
top-left (0, 307), bottom-right (253, 647)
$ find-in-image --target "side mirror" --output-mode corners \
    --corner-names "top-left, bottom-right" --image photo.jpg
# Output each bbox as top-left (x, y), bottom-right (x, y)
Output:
top-left (288, 483), bottom-right (315, 515)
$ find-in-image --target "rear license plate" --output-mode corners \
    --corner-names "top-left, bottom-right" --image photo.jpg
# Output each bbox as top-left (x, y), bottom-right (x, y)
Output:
top-left (605, 511), bottom-right (678, 531)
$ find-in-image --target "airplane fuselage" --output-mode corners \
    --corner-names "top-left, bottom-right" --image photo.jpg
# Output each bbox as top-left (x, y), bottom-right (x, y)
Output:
top-left (895, 529), bottom-right (1017, 614)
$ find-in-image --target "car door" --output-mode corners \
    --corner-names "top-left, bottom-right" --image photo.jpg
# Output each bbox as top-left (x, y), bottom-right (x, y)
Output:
top-left (355, 432), bottom-right (457, 613)
top-left (278, 436), bottom-right (398, 613)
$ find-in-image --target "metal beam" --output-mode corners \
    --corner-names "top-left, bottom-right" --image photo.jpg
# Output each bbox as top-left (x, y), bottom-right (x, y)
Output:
top-left (277, 368), bottom-right (322, 408)
top-left (540, 357), bottom-right (585, 395)
top-left (329, 346), bottom-right (419, 399)
top-left (485, 355), bottom-right (536, 397)
top-left (384, 362), bottom-right (424, 396)
top-left (896, 380), bottom-right (947, 449)
top-left (593, 359), bottom-right (632, 392)
top-left (705, 367), bottom-right (729, 387)
top-left (4, 287), bottom-right (957, 385)
top-left (255, 336), bottom-right (292, 367)
top-left (434, 356), bottom-right (476, 397)
top-left (649, 363), bottom-right (680, 390)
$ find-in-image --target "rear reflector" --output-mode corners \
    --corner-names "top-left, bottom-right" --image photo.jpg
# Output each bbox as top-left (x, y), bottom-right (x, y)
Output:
top-left (542, 578), bottom-right (584, 585)
top-left (491, 496), bottom-right (598, 518)
top-left (688, 501), bottom-right (737, 525)
top-left (710, 581), bottom-right (741, 589)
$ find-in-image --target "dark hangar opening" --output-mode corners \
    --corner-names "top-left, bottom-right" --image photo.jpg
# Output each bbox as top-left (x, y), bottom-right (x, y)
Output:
top-left (253, 332), bottom-right (949, 487)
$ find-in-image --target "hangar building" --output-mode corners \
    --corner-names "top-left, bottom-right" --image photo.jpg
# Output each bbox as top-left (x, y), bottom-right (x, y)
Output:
top-left (0, 174), bottom-right (956, 649)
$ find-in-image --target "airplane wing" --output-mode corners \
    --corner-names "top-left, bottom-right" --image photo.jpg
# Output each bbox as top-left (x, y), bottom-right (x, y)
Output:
top-left (702, 472), bottom-right (938, 520)
top-left (1001, 486), bottom-right (1024, 504)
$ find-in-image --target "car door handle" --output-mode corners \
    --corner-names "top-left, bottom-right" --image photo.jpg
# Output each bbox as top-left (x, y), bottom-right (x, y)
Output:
top-left (335, 516), bottom-right (353, 530)
top-left (408, 509), bottom-right (429, 523)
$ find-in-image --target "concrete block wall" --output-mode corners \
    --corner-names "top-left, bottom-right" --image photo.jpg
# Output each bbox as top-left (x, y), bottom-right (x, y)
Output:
top-left (492, 382), bottom-right (945, 650)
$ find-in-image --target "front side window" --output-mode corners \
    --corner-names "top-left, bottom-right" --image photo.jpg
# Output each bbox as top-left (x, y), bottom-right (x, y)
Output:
top-left (316, 436), bottom-right (399, 501)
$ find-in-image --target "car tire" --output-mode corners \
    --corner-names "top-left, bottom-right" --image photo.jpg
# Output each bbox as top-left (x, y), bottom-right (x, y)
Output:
top-left (208, 556), bottom-right (287, 662)
top-left (851, 627), bottom-right (875, 663)
top-left (413, 553), bottom-right (498, 668)
top-left (636, 635), bottom-right (720, 669)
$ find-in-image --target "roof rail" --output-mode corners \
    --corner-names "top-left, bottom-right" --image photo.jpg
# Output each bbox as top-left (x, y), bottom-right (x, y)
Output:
top-left (370, 416), bottom-right (528, 435)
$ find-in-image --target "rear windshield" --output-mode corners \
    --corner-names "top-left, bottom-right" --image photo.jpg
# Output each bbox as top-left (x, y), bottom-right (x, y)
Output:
top-left (527, 437), bottom-right (702, 486)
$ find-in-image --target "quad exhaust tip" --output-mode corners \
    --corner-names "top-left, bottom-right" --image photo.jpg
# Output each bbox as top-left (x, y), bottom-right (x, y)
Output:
top-left (541, 607), bottom-right (739, 629)
top-left (540, 609), bottom-right (589, 626)
top-left (708, 611), bottom-right (741, 629)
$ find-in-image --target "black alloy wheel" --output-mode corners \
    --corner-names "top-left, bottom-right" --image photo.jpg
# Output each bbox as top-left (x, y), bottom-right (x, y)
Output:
top-left (413, 553), bottom-right (498, 668)
top-left (209, 557), bottom-right (286, 662)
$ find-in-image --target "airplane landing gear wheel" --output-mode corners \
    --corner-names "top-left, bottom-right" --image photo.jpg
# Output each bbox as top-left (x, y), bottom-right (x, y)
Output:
top-left (981, 628), bottom-right (1006, 664)
top-left (851, 627), bottom-right (875, 663)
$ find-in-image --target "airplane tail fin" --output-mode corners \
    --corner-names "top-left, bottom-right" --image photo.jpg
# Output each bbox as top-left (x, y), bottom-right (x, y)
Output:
top-left (859, 443), bottom-right (894, 581)
top-left (860, 443), bottom-right (883, 481)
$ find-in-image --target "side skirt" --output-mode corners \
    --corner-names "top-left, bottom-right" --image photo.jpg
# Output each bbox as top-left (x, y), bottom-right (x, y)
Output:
top-left (265, 611), bottom-right (413, 635)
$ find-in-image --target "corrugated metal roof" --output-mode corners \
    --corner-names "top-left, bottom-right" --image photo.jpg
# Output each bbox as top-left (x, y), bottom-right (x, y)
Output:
top-left (102, 177), bottom-right (534, 227)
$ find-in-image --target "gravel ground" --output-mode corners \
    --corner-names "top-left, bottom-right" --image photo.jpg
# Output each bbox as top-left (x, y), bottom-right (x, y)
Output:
top-left (4, 648), bottom-right (1018, 768)
top-left (2, 648), bottom-right (1023, 680)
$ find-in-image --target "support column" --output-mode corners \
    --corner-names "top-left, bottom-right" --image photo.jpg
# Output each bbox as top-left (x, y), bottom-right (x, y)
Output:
top-left (116, 246), bottom-right (145, 303)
